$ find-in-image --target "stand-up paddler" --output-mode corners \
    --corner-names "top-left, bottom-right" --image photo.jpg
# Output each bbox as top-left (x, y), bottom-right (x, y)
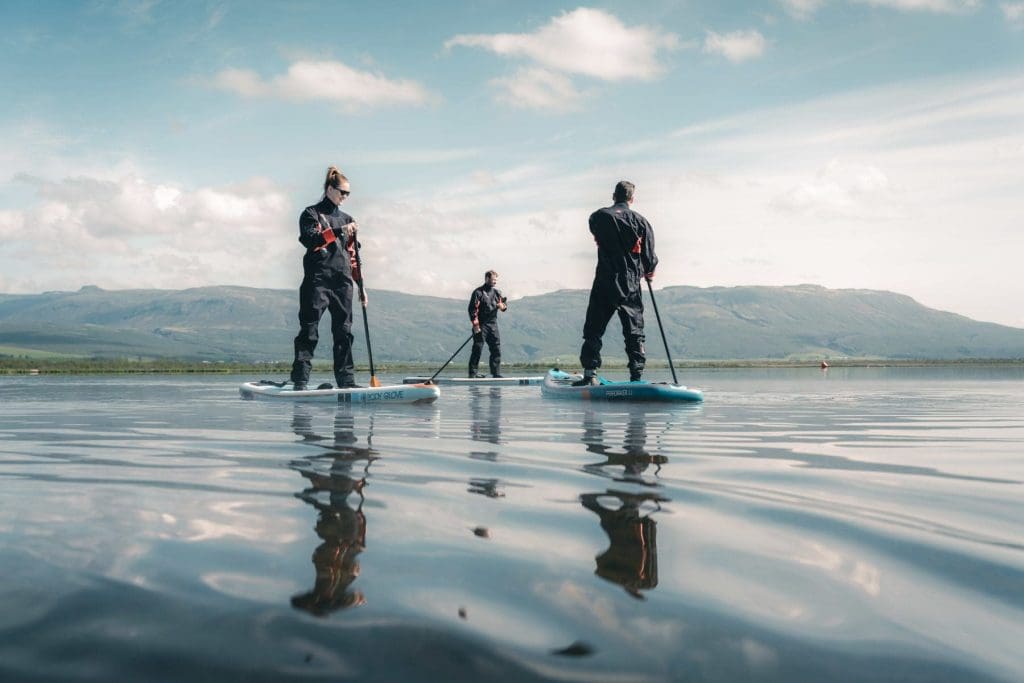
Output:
top-left (575, 181), bottom-right (658, 386)
top-left (289, 166), bottom-right (367, 391)
top-left (467, 270), bottom-right (508, 378)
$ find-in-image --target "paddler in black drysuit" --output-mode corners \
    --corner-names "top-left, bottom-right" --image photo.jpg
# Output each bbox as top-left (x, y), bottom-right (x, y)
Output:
top-left (289, 166), bottom-right (366, 391)
top-left (574, 180), bottom-right (658, 386)
top-left (467, 270), bottom-right (508, 378)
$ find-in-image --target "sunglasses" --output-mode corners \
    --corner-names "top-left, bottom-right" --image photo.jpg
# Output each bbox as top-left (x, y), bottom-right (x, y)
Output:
top-left (331, 187), bottom-right (351, 197)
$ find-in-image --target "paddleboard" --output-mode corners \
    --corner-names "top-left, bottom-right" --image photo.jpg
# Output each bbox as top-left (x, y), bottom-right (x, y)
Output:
top-left (541, 369), bottom-right (703, 403)
top-left (239, 380), bottom-right (440, 404)
top-left (401, 375), bottom-right (543, 386)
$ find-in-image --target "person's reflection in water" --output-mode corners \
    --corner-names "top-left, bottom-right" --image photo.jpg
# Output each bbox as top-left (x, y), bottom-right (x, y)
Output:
top-left (469, 387), bottom-right (502, 451)
top-left (289, 405), bottom-right (377, 616)
top-left (468, 477), bottom-right (505, 498)
top-left (467, 387), bottom-right (506, 497)
top-left (580, 408), bottom-right (669, 599)
top-left (582, 408), bottom-right (667, 485)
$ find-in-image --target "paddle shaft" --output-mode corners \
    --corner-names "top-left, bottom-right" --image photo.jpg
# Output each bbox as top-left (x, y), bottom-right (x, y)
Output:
top-left (646, 279), bottom-right (678, 385)
top-left (429, 333), bottom-right (475, 383)
top-left (352, 237), bottom-right (380, 387)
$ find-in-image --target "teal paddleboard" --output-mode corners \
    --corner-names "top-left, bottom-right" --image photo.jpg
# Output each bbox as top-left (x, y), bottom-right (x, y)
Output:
top-left (541, 369), bottom-right (703, 403)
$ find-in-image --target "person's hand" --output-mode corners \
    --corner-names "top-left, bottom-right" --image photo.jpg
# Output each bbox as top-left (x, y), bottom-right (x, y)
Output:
top-left (645, 271), bottom-right (655, 282)
top-left (343, 221), bottom-right (359, 238)
top-left (473, 324), bottom-right (481, 334)
top-left (360, 289), bottom-right (368, 306)
top-left (498, 301), bottom-right (508, 312)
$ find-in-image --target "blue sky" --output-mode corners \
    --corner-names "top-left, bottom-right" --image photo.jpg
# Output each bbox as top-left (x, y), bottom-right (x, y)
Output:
top-left (2, 0), bottom-right (1022, 326)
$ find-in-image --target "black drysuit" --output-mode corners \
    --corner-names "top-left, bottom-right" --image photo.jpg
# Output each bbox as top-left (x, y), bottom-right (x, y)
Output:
top-left (579, 202), bottom-right (658, 380)
top-left (290, 197), bottom-right (359, 387)
top-left (468, 284), bottom-right (504, 377)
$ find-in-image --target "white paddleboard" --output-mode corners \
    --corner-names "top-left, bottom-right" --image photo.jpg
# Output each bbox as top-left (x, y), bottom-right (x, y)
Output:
top-left (239, 381), bottom-right (440, 404)
top-left (401, 375), bottom-right (543, 386)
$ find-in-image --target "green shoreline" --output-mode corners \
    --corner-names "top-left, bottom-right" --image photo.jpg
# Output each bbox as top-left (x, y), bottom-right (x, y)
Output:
top-left (3, 358), bottom-right (1023, 375)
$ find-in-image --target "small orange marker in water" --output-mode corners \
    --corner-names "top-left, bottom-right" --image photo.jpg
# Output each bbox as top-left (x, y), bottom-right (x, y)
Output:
top-left (821, 361), bottom-right (830, 369)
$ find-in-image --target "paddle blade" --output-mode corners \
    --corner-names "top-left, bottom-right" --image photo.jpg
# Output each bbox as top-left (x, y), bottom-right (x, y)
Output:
top-left (370, 375), bottom-right (382, 388)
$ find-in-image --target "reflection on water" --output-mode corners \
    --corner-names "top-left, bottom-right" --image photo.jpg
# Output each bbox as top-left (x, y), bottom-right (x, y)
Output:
top-left (288, 406), bottom-right (375, 615)
top-left (469, 387), bottom-right (502, 449)
top-left (582, 408), bottom-right (669, 483)
top-left (580, 408), bottom-right (668, 599)
top-left (468, 387), bottom-right (505, 499)
top-left (580, 490), bottom-right (663, 598)
top-left (1, 370), bottom-right (1022, 682)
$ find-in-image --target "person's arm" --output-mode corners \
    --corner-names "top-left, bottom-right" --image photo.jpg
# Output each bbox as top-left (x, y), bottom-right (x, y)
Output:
top-left (300, 209), bottom-right (356, 253)
top-left (298, 209), bottom-right (326, 250)
top-left (468, 290), bottom-right (481, 331)
top-left (641, 219), bottom-right (658, 281)
top-left (496, 289), bottom-right (508, 312)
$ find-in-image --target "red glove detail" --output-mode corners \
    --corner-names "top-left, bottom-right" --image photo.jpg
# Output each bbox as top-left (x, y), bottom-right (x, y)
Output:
top-left (632, 237), bottom-right (642, 254)
top-left (321, 227), bottom-right (337, 246)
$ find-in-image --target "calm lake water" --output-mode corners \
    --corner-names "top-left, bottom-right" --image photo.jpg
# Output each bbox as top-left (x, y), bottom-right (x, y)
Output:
top-left (1, 367), bottom-right (1022, 682)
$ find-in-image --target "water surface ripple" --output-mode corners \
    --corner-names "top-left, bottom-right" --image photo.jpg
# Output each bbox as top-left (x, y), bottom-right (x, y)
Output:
top-left (1, 367), bottom-right (1022, 682)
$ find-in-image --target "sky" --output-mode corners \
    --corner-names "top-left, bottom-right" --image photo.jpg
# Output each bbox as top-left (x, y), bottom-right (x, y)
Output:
top-left (1, 0), bottom-right (1022, 327)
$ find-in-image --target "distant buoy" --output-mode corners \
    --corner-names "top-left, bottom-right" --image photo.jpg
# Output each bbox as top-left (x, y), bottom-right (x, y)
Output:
top-left (820, 361), bottom-right (829, 369)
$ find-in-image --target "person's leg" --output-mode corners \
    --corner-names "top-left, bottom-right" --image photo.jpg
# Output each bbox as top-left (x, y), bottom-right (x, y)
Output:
top-left (468, 330), bottom-right (485, 377)
top-left (618, 292), bottom-right (646, 381)
top-left (291, 280), bottom-right (328, 389)
top-left (484, 322), bottom-right (502, 376)
top-left (579, 287), bottom-right (616, 376)
top-left (328, 280), bottom-right (356, 387)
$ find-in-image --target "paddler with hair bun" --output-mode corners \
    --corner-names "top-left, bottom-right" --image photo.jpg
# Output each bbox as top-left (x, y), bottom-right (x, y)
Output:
top-left (288, 165), bottom-right (365, 392)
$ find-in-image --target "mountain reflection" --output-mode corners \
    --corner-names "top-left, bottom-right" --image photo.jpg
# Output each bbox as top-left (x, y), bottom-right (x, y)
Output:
top-left (289, 405), bottom-right (377, 616)
top-left (580, 408), bottom-right (669, 599)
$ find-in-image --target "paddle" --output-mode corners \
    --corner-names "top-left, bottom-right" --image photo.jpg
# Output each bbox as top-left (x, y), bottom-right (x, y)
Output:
top-left (351, 234), bottom-right (381, 387)
top-left (427, 333), bottom-right (475, 383)
top-left (645, 278), bottom-right (678, 385)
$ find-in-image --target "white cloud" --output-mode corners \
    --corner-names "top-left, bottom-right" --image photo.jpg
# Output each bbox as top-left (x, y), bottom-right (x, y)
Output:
top-left (1, 173), bottom-right (296, 293)
top-left (4, 68), bottom-right (1023, 329)
top-left (366, 71), bottom-right (1024, 326)
top-left (703, 30), bottom-right (768, 63)
top-left (445, 8), bottom-right (679, 82)
top-left (1002, 2), bottom-right (1024, 26)
top-left (357, 198), bottom-right (593, 301)
top-left (0, 209), bottom-right (26, 239)
top-left (490, 67), bottom-right (586, 112)
top-left (770, 159), bottom-right (897, 218)
top-left (850, 0), bottom-right (981, 13)
top-left (781, 0), bottom-right (827, 19)
top-left (209, 59), bottom-right (432, 111)
top-left (205, 4), bottom-right (228, 31)
top-left (359, 148), bottom-right (481, 165)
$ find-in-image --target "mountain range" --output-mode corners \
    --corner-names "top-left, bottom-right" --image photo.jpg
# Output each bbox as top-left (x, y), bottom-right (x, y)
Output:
top-left (2, 284), bottom-right (1023, 363)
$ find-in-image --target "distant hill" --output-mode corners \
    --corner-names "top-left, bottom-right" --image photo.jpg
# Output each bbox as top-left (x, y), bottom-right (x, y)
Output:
top-left (2, 284), bottom-right (1023, 363)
